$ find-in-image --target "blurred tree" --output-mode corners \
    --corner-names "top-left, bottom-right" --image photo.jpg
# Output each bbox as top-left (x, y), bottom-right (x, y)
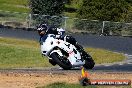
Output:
top-left (77, 0), bottom-right (130, 22)
top-left (30, 0), bottom-right (65, 16)
top-left (126, 0), bottom-right (132, 4)
top-left (65, 0), bottom-right (71, 4)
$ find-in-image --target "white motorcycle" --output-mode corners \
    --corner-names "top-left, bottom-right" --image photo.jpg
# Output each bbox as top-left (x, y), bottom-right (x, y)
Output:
top-left (40, 34), bottom-right (95, 70)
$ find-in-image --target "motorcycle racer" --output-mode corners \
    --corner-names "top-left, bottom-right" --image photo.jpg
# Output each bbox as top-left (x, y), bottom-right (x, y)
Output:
top-left (37, 23), bottom-right (95, 69)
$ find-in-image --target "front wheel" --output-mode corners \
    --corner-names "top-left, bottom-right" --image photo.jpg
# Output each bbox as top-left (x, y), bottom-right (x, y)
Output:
top-left (50, 52), bottom-right (72, 70)
top-left (82, 51), bottom-right (95, 69)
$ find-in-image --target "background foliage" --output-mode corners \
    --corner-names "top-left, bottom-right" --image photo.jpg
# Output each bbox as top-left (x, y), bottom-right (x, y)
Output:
top-left (77, 0), bottom-right (131, 22)
top-left (30, 0), bottom-right (65, 16)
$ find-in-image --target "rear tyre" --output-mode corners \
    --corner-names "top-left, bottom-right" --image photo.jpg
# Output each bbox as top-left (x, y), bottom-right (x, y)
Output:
top-left (82, 51), bottom-right (95, 69)
top-left (50, 52), bottom-right (72, 70)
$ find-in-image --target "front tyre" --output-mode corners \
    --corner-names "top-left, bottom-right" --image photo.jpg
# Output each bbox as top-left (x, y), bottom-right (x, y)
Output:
top-left (50, 52), bottom-right (72, 70)
top-left (82, 51), bottom-right (95, 69)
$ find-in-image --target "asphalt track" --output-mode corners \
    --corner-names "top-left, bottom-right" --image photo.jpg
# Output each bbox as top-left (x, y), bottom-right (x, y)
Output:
top-left (1, 28), bottom-right (132, 54)
top-left (0, 28), bottom-right (132, 72)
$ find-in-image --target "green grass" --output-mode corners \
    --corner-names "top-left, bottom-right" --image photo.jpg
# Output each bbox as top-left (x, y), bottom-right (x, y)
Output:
top-left (0, 0), bottom-right (28, 5)
top-left (37, 82), bottom-right (131, 88)
top-left (37, 82), bottom-right (97, 88)
top-left (0, 4), bottom-right (29, 13)
top-left (0, 12), bottom-right (28, 22)
top-left (63, 12), bottom-right (76, 18)
top-left (0, 37), bottom-right (125, 69)
top-left (0, 0), bottom-right (29, 13)
top-left (0, 37), bottom-right (51, 69)
top-left (0, 0), bottom-right (30, 23)
top-left (85, 48), bottom-right (125, 64)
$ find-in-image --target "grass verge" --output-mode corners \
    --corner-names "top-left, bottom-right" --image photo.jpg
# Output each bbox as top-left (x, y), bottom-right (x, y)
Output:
top-left (37, 82), bottom-right (96, 88)
top-left (85, 48), bottom-right (125, 64)
top-left (0, 37), bottom-right (51, 69)
top-left (0, 0), bottom-right (29, 25)
top-left (0, 0), bottom-right (29, 13)
top-left (37, 82), bottom-right (131, 88)
top-left (0, 37), bottom-right (125, 69)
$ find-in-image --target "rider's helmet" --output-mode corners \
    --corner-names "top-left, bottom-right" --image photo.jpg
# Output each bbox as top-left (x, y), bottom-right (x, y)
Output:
top-left (37, 23), bottom-right (48, 36)
top-left (37, 23), bottom-right (48, 31)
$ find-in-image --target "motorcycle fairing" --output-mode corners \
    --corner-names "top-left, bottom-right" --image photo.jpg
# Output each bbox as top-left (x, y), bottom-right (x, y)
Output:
top-left (41, 34), bottom-right (85, 66)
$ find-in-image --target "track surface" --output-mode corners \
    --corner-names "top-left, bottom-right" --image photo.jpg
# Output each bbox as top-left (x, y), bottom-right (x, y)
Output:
top-left (0, 28), bottom-right (132, 72)
top-left (1, 28), bottom-right (132, 54)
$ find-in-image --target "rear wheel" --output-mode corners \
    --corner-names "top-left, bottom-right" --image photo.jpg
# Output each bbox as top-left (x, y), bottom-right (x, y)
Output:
top-left (82, 51), bottom-right (95, 69)
top-left (50, 52), bottom-right (72, 70)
